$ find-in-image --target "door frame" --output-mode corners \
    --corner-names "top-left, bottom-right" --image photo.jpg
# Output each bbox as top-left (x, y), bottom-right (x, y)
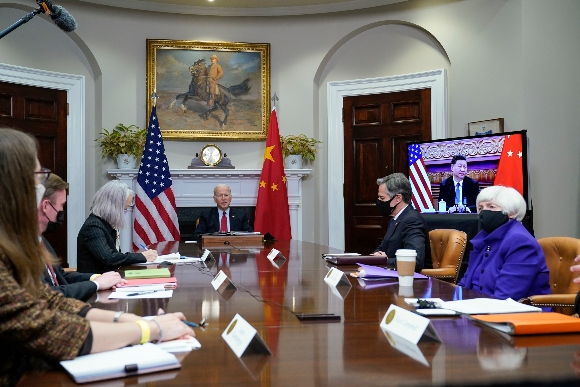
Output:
top-left (327, 69), bottom-right (447, 249)
top-left (0, 63), bottom-right (85, 267)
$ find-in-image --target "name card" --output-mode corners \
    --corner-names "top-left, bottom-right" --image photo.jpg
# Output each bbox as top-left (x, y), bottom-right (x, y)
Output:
top-left (201, 249), bottom-right (214, 262)
top-left (266, 248), bottom-right (287, 268)
top-left (211, 270), bottom-right (237, 301)
top-left (222, 314), bottom-right (272, 358)
top-left (380, 305), bottom-right (441, 345)
top-left (324, 267), bottom-right (352, 299)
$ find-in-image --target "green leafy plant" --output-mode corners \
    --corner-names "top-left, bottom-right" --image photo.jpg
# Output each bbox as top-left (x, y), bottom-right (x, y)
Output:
top-left (95, 123), bottom-right (147, 158)
top-left (279, 134), bottom-right (322, 163)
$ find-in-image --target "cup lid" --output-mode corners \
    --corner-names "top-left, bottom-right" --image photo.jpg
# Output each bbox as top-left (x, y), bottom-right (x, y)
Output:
top-left (395, 249), bottom-right (417, 256)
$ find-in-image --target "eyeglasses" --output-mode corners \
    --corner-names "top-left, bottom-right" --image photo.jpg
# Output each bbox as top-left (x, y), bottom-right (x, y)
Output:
top-left (34, 168), bottom-right (51, 184)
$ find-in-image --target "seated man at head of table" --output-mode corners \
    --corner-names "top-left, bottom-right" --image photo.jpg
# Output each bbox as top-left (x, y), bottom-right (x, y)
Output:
top-left (371, 173), bottom-right (432, 272)
top-left (39, 174), bottom-right (126, 302)
top-left (438, 154), bottom-right (480, 213)
top-left (193, 184), bottom-right (253, 240)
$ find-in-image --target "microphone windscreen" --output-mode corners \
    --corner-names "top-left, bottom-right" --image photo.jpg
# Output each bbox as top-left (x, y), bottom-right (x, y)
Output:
top-left (50, 5), bottom-right (77, 32)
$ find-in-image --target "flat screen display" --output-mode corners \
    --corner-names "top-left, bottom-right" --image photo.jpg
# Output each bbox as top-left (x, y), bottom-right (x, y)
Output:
top-left (407, 130), bottom-right (528, 213)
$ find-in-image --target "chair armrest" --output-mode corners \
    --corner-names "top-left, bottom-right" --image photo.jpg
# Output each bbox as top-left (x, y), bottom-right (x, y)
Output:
top-left (421, 268), bottom-right (456, 277)
top-left (519, 294), bottom-right (577, 307)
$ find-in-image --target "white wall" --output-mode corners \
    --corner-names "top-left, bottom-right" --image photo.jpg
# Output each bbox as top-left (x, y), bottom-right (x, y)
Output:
top-left (1, 0), bottom-right (579, 243)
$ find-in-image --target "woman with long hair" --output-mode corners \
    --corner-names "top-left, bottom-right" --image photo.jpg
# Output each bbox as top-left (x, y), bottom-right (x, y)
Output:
top-left (0, 128), bottom-right (193, 385)
top-left (77, 180), bottom-right (158, 273)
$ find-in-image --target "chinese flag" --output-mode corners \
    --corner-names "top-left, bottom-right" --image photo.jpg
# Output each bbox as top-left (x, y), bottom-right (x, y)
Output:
top-left (494, 133), bottom-right (524, 195)
top-left (254, 108), bottom-right (292, 239)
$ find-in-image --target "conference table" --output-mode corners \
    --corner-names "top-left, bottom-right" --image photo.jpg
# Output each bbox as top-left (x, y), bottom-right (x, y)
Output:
top-left (20, 240), bottom-right (580, 386)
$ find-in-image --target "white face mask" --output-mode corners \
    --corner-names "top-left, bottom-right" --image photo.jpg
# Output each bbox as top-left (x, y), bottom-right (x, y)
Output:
top-left (36, 184), bottom-right (46, 208)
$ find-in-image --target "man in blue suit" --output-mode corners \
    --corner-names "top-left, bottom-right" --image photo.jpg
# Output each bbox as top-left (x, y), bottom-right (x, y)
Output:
top-left (193, 184), bottom-right (253, 239)
top-left (371, 173), bottom-right (432, 272)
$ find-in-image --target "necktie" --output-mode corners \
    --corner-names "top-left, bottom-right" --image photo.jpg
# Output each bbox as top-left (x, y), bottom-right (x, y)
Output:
top-left (455, 182), bottom-right (461, 205)
top-left (47, 264), bottom-right (59, 286)
top-left (220, 211), bottom-right (228, 232)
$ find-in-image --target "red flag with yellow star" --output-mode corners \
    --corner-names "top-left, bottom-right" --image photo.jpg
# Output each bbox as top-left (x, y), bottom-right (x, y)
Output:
top-left (254, 108), bottom-right (292, 239)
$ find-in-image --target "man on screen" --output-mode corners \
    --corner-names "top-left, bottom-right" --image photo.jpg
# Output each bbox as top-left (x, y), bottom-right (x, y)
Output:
top-left (438, 155), bottom-right (480, 213)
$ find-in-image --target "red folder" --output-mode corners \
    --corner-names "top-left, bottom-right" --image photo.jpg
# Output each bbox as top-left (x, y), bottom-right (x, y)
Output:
top-left (121, 277), bottom-right (177, 287)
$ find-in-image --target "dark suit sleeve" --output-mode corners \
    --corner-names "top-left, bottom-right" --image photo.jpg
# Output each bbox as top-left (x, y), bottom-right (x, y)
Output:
top-left (193, 209), bottom-right (215, 239)
top-left (399, 216), bottom-right (428, 272)
top-left (44, 266), bottom-right (97, 302)
top-left (238, 210), bottom-right (253, 232)
top-left (466, 178), bottom-right (480, 212)
top-left (80, 222), bottom-right (145, 267)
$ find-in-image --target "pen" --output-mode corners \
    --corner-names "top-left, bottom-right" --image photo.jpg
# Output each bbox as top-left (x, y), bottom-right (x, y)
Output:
top-left (139, 243), bottom-right (149, 251)
top-left (183, 320), bottom-right (198, 328)
top-left (127, 290), bottom-right (157, 296)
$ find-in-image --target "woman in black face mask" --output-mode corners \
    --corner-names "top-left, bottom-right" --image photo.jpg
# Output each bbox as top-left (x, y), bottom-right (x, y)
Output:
top-left (457, 186), bottom-right (550, 301)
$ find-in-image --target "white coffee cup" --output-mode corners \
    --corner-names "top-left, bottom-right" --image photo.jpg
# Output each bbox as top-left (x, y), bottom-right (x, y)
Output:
top-left (396, 249), bottom-right (417, 287)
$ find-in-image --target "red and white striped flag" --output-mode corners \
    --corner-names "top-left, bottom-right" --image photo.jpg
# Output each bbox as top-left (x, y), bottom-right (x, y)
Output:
top-left (408, 143), bottom-right (435, 212)
top-left (132, 105), bottom-right (180, 251)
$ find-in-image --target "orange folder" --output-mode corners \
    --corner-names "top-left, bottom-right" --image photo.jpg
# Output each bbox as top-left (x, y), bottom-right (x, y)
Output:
top-left (470, 312), bottom-right (580, 335)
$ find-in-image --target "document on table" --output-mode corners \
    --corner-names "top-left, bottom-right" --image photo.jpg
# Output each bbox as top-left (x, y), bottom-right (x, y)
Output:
top-left (156, 337), bottom-right (202, 352)
top-left (60, 343), bottom-right (180, 383)
top-left (439, 298), bottom-right (542, 315)
top-left (109, 287), bottom-right (174, 299)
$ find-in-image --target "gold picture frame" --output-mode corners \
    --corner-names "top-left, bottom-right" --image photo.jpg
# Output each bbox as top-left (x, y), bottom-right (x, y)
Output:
top-left (468, 118), bottom-right (504, 136)
top-left (146, 39), bottom-right (270, 141)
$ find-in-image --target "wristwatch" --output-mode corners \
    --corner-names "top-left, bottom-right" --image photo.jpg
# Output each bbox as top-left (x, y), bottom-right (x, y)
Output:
top-left (200, 144), bottom-right (223, 166)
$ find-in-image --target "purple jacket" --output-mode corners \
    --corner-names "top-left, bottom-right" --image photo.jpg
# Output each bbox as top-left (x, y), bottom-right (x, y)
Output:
top-left (458, 220), bottom-right (551, 300)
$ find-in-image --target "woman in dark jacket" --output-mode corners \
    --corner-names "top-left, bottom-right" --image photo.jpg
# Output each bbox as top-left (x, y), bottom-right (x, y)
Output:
top-left (77, 180), bottom-right (157, 273)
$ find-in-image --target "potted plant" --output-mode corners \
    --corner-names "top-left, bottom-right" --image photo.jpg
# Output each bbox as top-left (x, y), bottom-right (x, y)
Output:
top-left (279, 134), bottom-right (322, 169)
top-left (95, 123), bottom-right (147, 169)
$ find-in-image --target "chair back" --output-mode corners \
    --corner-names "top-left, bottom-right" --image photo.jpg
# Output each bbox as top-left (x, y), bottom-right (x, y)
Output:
top-left (538, 237), bottom-right (580, 295)
top-left (422, 229), bottom-right (467, 284)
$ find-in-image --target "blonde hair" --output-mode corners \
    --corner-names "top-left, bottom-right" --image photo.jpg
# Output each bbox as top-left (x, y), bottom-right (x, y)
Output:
top-left (0, 128), bottom-right (49, 295)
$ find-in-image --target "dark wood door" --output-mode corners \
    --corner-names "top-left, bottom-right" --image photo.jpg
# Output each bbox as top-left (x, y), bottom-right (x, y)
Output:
top-left (0, 81), bottom-right (69, 264)
top-left (343, 88), bottom-right (431, 253)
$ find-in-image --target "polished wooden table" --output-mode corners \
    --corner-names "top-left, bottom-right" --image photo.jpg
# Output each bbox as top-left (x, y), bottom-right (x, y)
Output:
top-left (20, 240), bottom-right (580, 386)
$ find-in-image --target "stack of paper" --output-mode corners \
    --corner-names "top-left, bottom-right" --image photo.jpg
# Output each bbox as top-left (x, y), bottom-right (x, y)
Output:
top-left (109, 284), bottom-right (174, 299)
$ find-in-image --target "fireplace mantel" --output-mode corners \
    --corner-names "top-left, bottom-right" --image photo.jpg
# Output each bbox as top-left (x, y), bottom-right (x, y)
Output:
top-left (108, 168), bottom-right (311, 252)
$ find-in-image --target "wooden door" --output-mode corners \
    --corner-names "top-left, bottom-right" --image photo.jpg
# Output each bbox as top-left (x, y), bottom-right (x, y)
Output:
top-left (343, 88), bottom-right (431, 253)
top-left (0, 81), bottom-right (69, 265)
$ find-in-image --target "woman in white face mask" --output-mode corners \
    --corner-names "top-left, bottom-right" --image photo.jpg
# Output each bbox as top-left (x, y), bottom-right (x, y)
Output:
top-left (457, 185), bottom-right (551, 301)
top-left (0, 128), bottom-right (193, 386)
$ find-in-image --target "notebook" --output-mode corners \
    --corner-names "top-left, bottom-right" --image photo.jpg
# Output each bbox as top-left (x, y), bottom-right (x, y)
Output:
top-left (124, 268), bottom-right (171, 279)
top-left (60, 343), bottom-right (180, 383)
top-left (324, 255), bottom-right (388, 265)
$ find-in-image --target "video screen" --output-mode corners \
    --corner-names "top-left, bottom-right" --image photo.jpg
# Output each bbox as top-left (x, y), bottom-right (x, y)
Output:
top-left (407, 130), bottom-right (528, 213)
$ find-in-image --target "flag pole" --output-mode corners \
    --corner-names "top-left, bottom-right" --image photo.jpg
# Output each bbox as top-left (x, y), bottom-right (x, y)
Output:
top-left (151, 90), bottom-right (158, 107)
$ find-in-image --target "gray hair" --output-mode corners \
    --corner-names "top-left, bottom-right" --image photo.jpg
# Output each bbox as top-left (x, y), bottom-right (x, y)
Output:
top-left (90, 180), bottom-right (134, 229)
top-left (476, 185), bottom-right (526, 221)
top-left (213, 184), bottom-right (232, 196)
top-left (377, 173), bottom-right (412, 204)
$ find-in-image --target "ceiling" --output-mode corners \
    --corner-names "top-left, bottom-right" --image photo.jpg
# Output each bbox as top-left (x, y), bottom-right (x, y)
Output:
top-left (78, 0), bottom-right (408, 17)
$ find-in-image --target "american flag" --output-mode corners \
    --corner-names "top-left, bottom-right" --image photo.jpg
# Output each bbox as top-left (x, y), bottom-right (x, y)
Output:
top-left (132, 105), bottom-right (180, 251)
top-left (408, 143), bottom-right (435, 212)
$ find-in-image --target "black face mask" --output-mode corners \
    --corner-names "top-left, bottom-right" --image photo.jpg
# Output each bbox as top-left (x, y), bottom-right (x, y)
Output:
top-left (376, 196), bottom-right (397, 216)
top-left (45, 205), bottom-right (65, 234)
top-left (478, 210), bottom-right (509, 233)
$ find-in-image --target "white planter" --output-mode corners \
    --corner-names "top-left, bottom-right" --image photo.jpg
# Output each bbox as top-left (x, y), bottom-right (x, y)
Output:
top-left (116, 154), bottom-right (136, 169)
top-left (285, 155), bottom-right (303, 169)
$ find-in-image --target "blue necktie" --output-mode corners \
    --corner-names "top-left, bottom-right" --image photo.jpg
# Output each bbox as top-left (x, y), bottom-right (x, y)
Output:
top-left (455, 183), bottom-right (461, 205)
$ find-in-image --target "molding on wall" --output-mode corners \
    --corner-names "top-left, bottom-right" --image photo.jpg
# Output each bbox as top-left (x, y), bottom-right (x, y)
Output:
top-left (0, 63), bottom-right (85, 267)
top-left (327, 69), bottom-right (448, 249)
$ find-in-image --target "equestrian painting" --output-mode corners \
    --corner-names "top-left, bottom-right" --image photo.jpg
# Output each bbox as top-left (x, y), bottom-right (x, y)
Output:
top-left (147, 40), bottom-right (270, 140)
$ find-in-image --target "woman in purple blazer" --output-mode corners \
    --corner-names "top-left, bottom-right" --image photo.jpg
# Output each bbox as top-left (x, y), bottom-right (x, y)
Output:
top-left (458, 186), bottom-right (551, 300)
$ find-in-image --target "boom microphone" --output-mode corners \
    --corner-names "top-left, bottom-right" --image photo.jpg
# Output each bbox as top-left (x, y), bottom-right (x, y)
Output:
top-left (49, 5), bottom-right (77, 32)
top-left (37, 0), bottom-right (77, 32)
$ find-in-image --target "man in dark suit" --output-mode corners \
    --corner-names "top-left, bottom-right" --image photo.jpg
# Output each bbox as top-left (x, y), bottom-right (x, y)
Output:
top-left (193, 184), bottom-right (253, 240)
top-left (438, 154), bottom-right (480, 213)
top-left (371, 173), bottom-right (432, 272)
top-left (39, 174), bottom-right (126, 301)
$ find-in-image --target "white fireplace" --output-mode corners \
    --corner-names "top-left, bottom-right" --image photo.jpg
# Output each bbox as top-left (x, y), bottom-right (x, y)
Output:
top-left (108, 168), bottom-right (311, 252)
